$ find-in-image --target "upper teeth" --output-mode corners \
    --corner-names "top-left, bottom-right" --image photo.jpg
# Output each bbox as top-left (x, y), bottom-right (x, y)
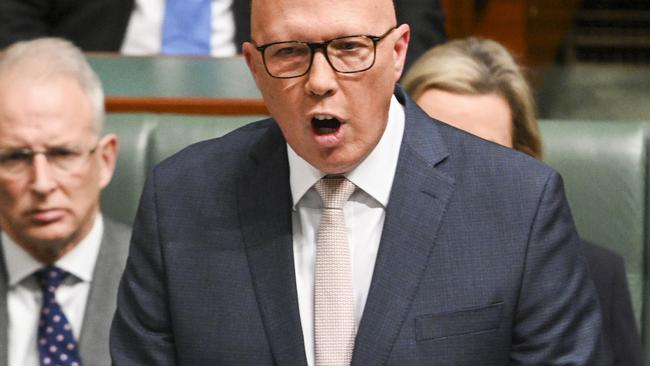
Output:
top-left (314, 114), bottom-right (334, 120)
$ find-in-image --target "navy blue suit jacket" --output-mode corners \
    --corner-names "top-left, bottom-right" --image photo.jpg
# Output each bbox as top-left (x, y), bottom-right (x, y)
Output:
top-left (111, 89), bottom-right (601, 365)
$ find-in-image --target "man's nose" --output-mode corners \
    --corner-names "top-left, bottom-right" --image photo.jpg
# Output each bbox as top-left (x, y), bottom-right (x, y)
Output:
top-left (304, 51), bottom-right (337, 97)
top-left (30, 154), bottom-right (58, 194)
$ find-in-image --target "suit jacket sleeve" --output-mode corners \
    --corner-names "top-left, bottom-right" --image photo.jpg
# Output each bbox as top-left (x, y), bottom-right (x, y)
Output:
top-left (395, 0), bottom-right (447, 72)
top-left (110, 173), bottom-right (178, 365)
top-left (510, 171), bottom-right (602, 364)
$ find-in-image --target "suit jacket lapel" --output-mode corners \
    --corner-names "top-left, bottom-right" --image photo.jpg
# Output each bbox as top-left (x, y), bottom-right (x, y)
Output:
top-left (0, 241), bottom-right (8, 366)
top-left (78, 218), bottom-right (130, 365)
top-left (352, 91), bottom-right (455, 365)
top-left (238, 122), bottom-right (308, 366)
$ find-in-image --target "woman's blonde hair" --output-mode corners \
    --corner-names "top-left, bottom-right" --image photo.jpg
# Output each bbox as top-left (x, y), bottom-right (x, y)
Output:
top-left (402, 37), bottom-right (542, 159)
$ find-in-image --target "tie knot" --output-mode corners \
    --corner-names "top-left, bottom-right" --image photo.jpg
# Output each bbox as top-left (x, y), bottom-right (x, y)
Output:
top-left (35, 266), bottom-right (67, 291)
top-left (315, 176), bottom-right (356, 209)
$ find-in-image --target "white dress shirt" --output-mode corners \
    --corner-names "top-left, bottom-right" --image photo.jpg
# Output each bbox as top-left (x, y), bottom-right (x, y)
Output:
top-left (2, 215), bottom-right (104, 366)
top-left (121, 0), bottom-right (237, 57)
top-left (289, 96), bottom-right (405, 366)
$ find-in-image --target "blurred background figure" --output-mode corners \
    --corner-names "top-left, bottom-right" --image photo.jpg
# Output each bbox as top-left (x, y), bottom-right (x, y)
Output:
top-left (402, 37), bottom-right (644, 366)
top-left (120, 0), bottom-right (247, 56)
top-left (0, 0), bottom-right (446, 70)
top-left (0, 38), bottom-right (130, 366)
top-left (121, 0), bottom-right (447, 67)
top-left (0, 0), bottom-right (134, 51)
top-left (395, 0), bottom-right (447, 70)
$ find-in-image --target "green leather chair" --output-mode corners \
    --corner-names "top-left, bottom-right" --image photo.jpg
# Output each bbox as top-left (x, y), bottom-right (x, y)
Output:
top-left (148, 114), bottom-right (266, 167)
top-left (101, 113), bottom-right (158, 226)
top-left (100, 113), bottom-right (261, 225)
top-left (540, 119), bottom-right (649, 362)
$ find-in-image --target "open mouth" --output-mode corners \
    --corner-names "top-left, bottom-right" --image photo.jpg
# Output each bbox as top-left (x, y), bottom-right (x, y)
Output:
top-left (312, 115), bottom-right (342, 135)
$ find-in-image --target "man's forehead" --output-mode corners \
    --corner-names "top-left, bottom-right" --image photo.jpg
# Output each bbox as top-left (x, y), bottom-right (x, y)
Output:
top-left (0, 76), bottom-right (94, 137)
top-left (250, 0), bottom-right (395, 20)
top-left (250, 0), bottom-right (395, 40)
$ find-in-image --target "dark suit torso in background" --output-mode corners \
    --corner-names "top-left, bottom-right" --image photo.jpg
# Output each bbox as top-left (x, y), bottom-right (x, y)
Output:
top-left (0, 217), bottom-right (131, 366)
top-left (582, 241), bottom-right (645, 366)
top-left (111, 89), bottom-right (601, 365)
top-left (0, 0), bottom-right (134, 50)
top-left (0, 0), bottom-right (445, 65)
top-left (394, 0), bottom-right (447, 70)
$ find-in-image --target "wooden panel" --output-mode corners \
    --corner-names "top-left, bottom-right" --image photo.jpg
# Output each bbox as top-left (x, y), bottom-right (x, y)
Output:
top-left (475, 0), bottom-right (529, 62)
top-left (441, 0), bottom-right (477, 38)
top-left (105, 97), bottom-right (268, 115)
top-left (527, 0), bottom-right (582, 66)
top-left (442, 0), bottom-right (582, 69)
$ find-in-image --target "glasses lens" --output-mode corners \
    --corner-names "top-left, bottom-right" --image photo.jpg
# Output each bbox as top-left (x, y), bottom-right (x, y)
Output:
top-left (263, 42), bottom-right (311, 78)
top-left (328, 36), bottom-right (375, 72)
top-left (0, 149), bottom-right (32, 176)
top-left (45, 147), bottom-right (84, 171)
top-left (0, 145), bottom-right (96, 179)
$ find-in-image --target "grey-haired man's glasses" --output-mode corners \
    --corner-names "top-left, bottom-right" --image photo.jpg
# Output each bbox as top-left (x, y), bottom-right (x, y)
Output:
top-left (254, 26), bottom-right (397, 79)
top-left (0, 144), bottom-right (98, 179)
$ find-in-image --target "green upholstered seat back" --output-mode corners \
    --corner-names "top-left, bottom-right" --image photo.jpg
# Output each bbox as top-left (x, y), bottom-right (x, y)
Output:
top-left (148, 114), bottom-right (266, 168)
top-left (540, 119), bottom-right (649, 361)
top-left (100, 113), bottom-right (262, 225)
top-left (101, 113), bottom-right (158, 226)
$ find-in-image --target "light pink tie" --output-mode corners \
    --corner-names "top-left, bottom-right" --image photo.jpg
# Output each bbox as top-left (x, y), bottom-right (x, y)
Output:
top-left (314, 176), bottom-right (356, 366)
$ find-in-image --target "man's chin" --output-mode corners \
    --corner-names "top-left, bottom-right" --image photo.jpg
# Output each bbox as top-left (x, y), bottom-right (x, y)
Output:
top-left (313, 151), bottom-right (363, 175)
top-left (19, 224), bottom-right (77, 250)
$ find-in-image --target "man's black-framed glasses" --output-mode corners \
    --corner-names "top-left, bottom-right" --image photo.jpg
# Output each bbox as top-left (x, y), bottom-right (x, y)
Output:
top-left (255, 26), bottom-right (397, 79)
top-left (0, 144), bottom-right (98, 179)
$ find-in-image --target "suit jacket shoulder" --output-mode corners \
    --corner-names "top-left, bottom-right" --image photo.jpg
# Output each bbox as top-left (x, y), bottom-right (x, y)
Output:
top-left (153, 118), bottom-right (283, 189)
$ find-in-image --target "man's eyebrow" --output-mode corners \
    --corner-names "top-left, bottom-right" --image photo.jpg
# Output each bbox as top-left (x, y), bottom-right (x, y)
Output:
top-left (0, 143), bottom-right (29, 150)
top-left (0, 141), bottom-right (81, 150)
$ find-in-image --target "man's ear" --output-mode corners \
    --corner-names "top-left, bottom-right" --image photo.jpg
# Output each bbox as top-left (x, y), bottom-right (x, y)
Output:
top-left (242, 42), bottom-right (261, 83)
top-left (97, 133), bottom-right (118, 190)
top-left (392, 24), bottom-right (410, 81)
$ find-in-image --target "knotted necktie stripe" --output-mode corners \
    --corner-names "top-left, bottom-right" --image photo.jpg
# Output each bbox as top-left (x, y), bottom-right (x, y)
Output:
top-left (314, 176), bottom-right (356, 366)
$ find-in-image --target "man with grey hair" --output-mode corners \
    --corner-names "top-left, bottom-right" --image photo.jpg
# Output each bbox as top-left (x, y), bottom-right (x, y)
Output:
top-left (0, 38), bottom-right (130, 366)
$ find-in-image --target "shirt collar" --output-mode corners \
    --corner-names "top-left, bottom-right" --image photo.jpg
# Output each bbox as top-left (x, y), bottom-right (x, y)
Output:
top-left (288, 95), bottom-right (405, 208)
top-left (2, 214), bottom-right (105, 287)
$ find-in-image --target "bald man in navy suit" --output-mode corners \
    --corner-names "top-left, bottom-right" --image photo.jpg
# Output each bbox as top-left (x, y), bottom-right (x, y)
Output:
top-left (111, 0), bottom-right (602, 364)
